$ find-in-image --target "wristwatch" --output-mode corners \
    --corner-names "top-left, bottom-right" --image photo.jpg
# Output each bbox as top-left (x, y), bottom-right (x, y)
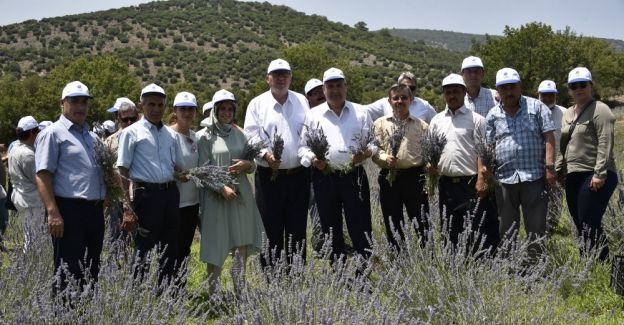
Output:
top-left (545, 164), bottom-right (555, 171)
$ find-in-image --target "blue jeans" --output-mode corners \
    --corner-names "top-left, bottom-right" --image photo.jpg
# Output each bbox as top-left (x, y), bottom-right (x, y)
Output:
top-left (565, 170), bottom-right (618, 261)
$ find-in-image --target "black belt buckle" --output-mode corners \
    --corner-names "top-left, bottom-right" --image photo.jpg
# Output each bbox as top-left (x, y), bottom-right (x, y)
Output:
top-left (136, 181), bottom-right (175, 190)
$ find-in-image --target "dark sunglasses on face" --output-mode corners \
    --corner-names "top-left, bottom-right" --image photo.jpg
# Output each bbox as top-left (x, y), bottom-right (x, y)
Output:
top-left (408, 86), bottom-right (417, 92)
top-left (120, 116), bottom-right (138, 123)
top-left (569, 81), bottom-right (589, 90)
top-left (391, 95), bottom-right (410, 101)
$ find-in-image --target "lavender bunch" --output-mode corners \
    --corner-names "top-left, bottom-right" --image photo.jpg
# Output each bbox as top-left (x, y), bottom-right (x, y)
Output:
top-left (475, 137), bottom-right (498, 193)
top-left (349, 124), bottom-right (377, 156)
top-left (303, 123), bottom-right (331, 172)
top-left (422, 126), bottom-right (447, 194)
top-left (240, 135), bottom-right (268, 162)
top-left (385, 118), bottom-right (408, 186)
top-left (186, 162), bottom-right (238, 192)
top-left (264, 127), bottom-right (284, 181)
top-left (94, 137), bottom-right (123, 204)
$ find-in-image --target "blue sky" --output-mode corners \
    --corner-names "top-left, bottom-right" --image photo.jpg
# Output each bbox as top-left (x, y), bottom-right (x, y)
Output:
top-left (1, 0), bottom-right (622, 40)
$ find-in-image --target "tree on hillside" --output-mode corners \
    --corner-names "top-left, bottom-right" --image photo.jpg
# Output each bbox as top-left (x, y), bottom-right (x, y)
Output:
top-left (472, 22), bottom-right (624, 106)
top-left (354, 21), bottom-right (369, 32)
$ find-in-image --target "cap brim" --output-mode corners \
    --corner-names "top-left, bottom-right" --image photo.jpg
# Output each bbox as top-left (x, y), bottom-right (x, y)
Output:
top-left (323, 76), bottom-right (345, 83)
top-left (141, 91), bottom-right (166, 99)
top-left (461, 64), bottom-right (484, 70)
top-left (63, 93), bottom-right (93, 99)
top-left (268, 68), bottom-right (291, 74)
top-left (539, 89), bottom-right (558, 94)
top-left (174, 102), bottom-right (198, 107)
top-left (568, 78), bottom-right (592, 84)
top-left (107, 107), bottom-right (119, 113)
top-left (495, 80), bottom-right (520, 87)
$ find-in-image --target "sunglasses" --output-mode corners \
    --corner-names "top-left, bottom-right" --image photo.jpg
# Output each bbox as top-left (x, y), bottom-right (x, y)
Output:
top-left (569, 81), bottom-right (589, 90)
top-left (408, 86), bottom-right (417, 92)
top-left (391, 95), bottom-right (410, 101)
top-left (120, 116), bottom-right (138, 123)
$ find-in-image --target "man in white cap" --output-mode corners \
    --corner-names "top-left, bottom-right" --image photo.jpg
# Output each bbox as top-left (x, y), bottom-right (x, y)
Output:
top-left (485, 68), bottom-right (556, 262)
top-left (304, 78), bottom-right (325, 108)
top-left (35, 81), bottom-right (106, 293)
top-left (244, 58), bottom-right (311, 266)
top-left (537, 80), bottom-right (565, 232)
top-left (299, 67), bottom-right (377, 262)
top-left (461, 56), bottom-right (498, 117)
top-left (8, 116), bottom-right (44, 252)
top-left (366, 71), bottom-right (437, 123)
top-left (428, 74), bottom-right (499, 252)
top-left (117, 83), bottom-right (184, 281)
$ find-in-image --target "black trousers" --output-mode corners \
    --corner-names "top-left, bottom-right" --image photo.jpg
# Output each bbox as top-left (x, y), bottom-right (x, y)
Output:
top-left (438, 175), bottom-right (500, 251)
top-left (255, 166), bottom-right (310, 265)
top-left (133, 185), bottom-right (180, 279)
top-left (378, 167), bottom-right (429, 249)
top-left (53, 197), bottom-right (104, 292)
top-left (313, 166), bottom-right (372, 259)
top-left (566, 170), bottom-right (618, 261)
top-left (177, 203), bottom-right (199, 265)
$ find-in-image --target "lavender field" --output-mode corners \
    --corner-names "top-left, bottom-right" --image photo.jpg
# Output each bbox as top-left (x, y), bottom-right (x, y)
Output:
top-left (1, 122), bottom-right (622, 324)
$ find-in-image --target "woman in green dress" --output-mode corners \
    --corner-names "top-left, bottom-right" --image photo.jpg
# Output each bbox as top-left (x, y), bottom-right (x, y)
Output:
top-left (197, 89), bottom-right (264, 293)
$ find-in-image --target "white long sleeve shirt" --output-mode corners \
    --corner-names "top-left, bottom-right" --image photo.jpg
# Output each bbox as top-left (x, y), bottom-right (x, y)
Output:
top-left (298, 101), bottom-right (377, 170)
top-left (243, 90), bottom-right (309, 169)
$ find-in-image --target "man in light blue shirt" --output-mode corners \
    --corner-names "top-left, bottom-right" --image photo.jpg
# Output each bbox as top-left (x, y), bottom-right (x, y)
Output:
top-left (35, 80), bottom-right (105, 294)
top-left (485, 68), bottom-right (556, 262)
top-left (117, 83), bottom-right (183, 280)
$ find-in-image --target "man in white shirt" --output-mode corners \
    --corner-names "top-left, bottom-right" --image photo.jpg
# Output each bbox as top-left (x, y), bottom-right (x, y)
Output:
top-left (428, 74), bottom-right (499, 252)
top-left (299, 67), bottom-right (377, 261)
top-left (537, 80), bottom-right (566, 232)
top-left (244, 59), bottom-right (311, 266)
top-left (8, 116), bottom-right (45, 251)
top-left (461, 56), bottom-right (498, 117)
top-left (367, 71), bottom-right (437, 123)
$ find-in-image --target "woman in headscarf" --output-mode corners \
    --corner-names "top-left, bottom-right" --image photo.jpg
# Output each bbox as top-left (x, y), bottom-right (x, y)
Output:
top-left (196, 89), bottom-right (264, 293)
top-left (557, 67), bottom-right (619, 261)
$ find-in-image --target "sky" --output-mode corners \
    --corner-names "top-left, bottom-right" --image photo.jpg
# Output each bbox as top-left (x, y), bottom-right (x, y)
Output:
top-left (0, 0), bottom-right (622, 40)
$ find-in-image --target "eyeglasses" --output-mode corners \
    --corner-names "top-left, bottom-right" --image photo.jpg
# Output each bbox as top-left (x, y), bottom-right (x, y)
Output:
top-left (569, 81), bottom-right (589, 90)
top-left (391, 95), bottom-right (410, 101)
top-left (120, 116), bottom-right (138, 123)
top-left (407, 86), bottom-right (417, 92)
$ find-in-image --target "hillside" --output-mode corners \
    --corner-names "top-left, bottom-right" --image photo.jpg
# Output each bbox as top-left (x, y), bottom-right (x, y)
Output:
top-left (388, 28), bottom-right (624, 53)
top-left (0, 0), bottom-right (462, 99)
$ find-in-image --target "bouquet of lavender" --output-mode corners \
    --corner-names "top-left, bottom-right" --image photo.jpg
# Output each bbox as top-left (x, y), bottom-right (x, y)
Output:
top-left (421, 126), bottom-right (447, 194)
top-left (303, 123), bottom-right (331, 172)
top-left (93, 132), bottom-right (123, 204)
top-left (186, 162), bottom-right (238, 192)
top-left (474, 137), bottom-right (497, 193)
top-left (240, 135), bottom-right (268, 162)
top-left (385, 118), bottom-right (408, 186)
top-left (263, 127), bottom-right (284, 181)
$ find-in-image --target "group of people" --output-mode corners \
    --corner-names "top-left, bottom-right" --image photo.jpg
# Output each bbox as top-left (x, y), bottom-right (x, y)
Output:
top-left (2, 54), bottom-right (619, 295)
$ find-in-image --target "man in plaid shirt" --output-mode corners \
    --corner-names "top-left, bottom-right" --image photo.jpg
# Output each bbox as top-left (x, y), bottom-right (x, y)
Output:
top-left (485, 68), bottom-right (556, 262)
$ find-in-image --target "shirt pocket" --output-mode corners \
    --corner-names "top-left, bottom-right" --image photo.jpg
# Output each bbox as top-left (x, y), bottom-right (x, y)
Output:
top-left (493, 120), bottom-right (511, 141)
top-left (523, 113), bottom-right (538, 132)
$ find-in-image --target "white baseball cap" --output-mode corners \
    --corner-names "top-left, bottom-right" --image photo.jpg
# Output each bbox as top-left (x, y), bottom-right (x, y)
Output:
top-left (140, 83), bottom-right (166, 100)
top-left (304, 78), bottom-right (323, 95)
top-left (102, 120), bottom-right (116, 133)
top-left (38, 120), bottom-right (52, 130)
top-left (442, 73), bottom-right (466, 88)
top-left (538, 80), bottom-right (558, 93)
top-left (323, 67), bottom-right (345, 83)
top-left (173, 91), bottom-right (197, 107)
top-left (202, 101), bottom-right (214, 114)
top-left (461, 56), bottom-right (484, 70)
top-left (17, 116), bottom-right (39, 132)
top-left (267, 59), bottom-right (291, 74)
top-left (61, 81), bottom-right (93, 100)
top-left (495, 68), bottom-right (521, 87)
top-left (212, 89), bottom-right (236, 105)
top-left (107, 97), bottom-right (136, 113)
top-left (568, 67), bottom-right (592, 84)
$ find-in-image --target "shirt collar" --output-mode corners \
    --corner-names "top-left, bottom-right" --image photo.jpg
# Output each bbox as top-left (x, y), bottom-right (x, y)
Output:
top-left (444, 105), bottom-right (468, 116)
top-left (140, 117), bottom-right (164, 130)
top-left (271, 90), bottom-right (292, 107)
top-left (498, 96), bottom-right (527, 116)
top-left (59, 114), bottom-right (89, 132)
top-left (322, 101), bottom-right (349, 116)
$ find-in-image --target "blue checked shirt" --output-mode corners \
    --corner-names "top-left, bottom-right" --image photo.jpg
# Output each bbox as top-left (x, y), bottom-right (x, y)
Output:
top-left (485, 96), bottom-right (555, 184)
top-left (465, 87), bottom-right (498, 117)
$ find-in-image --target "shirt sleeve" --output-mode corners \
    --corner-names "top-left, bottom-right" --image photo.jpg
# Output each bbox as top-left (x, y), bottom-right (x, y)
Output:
top-left (116, 128), bottom-right (135, 169)
top-left (23, 150), bottom-right (37, 185)
top-left (363, 110), bottom-right (378, 156)
top-left (365, 98), bottom-right (388, 122)
top-left (485, 112), bottom-right (496, 145)
top-left (592, 104), bottom-right (616, 179)
top-left (35, 128), bottom-right (58, 174)
top-left (243, 99), bottom-right (270, 159)
top-left (297, 111), bottom-right (316, 168)
top-left (537, 101), bottom-right (556, 133)
top-left (372, 118), bottom-right (388, 168)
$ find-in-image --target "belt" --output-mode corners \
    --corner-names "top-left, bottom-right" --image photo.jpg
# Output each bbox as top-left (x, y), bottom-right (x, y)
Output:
top-left (258, 166), bottom-right (304, 176)
top-left (440, 175), bottom-right (475, 184)
top-left (380, 166), bottom-right (424, 176)
top-left (330, 166), bottom-right (364, 177)
top-left (134, 181), bottom-right (177, 190)
top-left (56, 196), bottom-right (104, 207)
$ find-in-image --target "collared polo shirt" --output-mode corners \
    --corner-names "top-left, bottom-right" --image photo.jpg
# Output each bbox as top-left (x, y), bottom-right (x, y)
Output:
top-left (35, 114), bottom-right (105, 200)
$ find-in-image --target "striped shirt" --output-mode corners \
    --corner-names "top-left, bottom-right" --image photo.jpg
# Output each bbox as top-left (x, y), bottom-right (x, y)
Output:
top-left (465, 87), bottom-right (497, 117)
top-left (485, 96), bottom-right (555, 184)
